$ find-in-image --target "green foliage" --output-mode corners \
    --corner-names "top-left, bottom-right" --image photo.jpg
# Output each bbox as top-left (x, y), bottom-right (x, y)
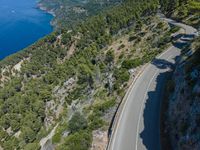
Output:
top-left (122, 58), bottom-right (142, 69)
top-left (68, 112), bottom-right (88, 133)
top-left (93, 99), bottom-right (116, 116)
top-left (87, 98), bottom-right (115, 130)
top-left (88, 114), bottom-right (105, 130)
top-left (1, 137), bottom-right (19, 150)
top-left (0, 0), bottom-right (161, 148)
top-left (118, 44), bottom-right (125, 50)
top-left (78, 64), bottom-right (94, 85)
top-left (105, 50), bottom-right (115, 63)
top-left (169, 25), bottom-right (180, 33)
top-left (57, 130), bottom-right (92, 150)
top-left (160, 0), bottom-right (200, 26)
top-left (128, 35), bottom-right (137, 42)
top-left (52, 132), bottom-right (62, 144)
top-left (52, 123), bottom-right (68, 144)
top-left (113, 67), bottom-right (130, 90)
top-left (21, 126), bottom-right (37, 143)
top-left (24, 142), bottom-right (40, 150)
top-left (156, 22), bottom-right (165, 29)
top-left (39, 0), bottom-right (121, 29)
top-left (188, 0), bottom-right (200, 12)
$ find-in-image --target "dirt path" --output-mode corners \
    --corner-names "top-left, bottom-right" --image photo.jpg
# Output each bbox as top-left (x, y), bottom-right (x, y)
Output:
top-left (40, 124), bottom-right (59, 150)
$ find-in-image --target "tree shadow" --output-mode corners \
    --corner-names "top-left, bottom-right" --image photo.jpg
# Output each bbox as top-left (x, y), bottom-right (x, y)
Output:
top-left (172, 33), bottom-right (194, 49)
top-left (151, 58), bottom-right (174, 69)
top-left (139, 56), bottom-right (178, 150)
top-left (139, 31), bottom-right (195, 149)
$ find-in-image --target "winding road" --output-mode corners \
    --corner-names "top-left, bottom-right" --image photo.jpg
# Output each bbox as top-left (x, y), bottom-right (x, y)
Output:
top-left (108, 15), bottom-right (197, 150)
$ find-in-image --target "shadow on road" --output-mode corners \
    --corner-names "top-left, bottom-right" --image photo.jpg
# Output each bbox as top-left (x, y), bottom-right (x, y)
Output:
top-left (106, 30), bottom-right (194, 150)
top-left (151, 59), bottom-right (174, 69)
top-left (172, 33), bottom-right (194, 49)
top-left (139, 32), bottom-right (194, 150)
top-left (139, 56), bottom-right (179, 150)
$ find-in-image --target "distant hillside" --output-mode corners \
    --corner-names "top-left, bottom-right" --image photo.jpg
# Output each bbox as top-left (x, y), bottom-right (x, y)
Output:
top-left (38, 0), bottom-right (122, 29)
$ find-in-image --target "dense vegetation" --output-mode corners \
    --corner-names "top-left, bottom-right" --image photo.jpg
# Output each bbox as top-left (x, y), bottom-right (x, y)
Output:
top-left (38, 0), bottom-right (122, 29)
top-left (0, 0), bottom-right (184, 149)
top-left (160, 0), bottom-right (200, 27)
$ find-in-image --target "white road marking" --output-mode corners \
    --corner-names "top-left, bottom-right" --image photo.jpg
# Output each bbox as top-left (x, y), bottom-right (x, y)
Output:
top-left (135, 55), bottom-right (173, 150)
top-left (109, 49), bottom-right (174, 150)
top-left (135, 70), bottom-right (158, 150)
top-left (108, 15), bottom-right (196, 150)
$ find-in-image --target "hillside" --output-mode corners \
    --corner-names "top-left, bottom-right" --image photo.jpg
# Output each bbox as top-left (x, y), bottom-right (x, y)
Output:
top-left (0, 0), bottom-right (180, 149)
top-left (0, 0), bottom-right (199, 149)
top-left (163, 36), bottom-right (200, 149)
top-left (38, 0), bottom-right (121, 29)
top-left (160, 0), bottom-right (200, 149)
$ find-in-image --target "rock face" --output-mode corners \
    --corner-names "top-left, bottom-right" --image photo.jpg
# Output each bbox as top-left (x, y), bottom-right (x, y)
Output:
top-left (40, 124), bottom-right (58, 150)
top-left (41, 140), bottom-right (54, 150)
top-left (91, 130), bottom-right (108, 150)
top-left (166, 37), bottom-right (200, 150)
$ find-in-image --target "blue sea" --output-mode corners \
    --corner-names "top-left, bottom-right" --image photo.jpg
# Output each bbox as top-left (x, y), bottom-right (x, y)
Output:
top-left (0, 0), bottom-right (53, 60)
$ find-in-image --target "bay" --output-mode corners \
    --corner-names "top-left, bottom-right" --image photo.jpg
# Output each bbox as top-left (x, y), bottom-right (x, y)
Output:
top-left (0, 0), bottom-right (53, 60)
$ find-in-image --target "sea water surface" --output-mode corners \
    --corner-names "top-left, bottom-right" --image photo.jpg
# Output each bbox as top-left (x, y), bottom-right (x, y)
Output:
top-left (0, 0), bottom-right (53, 60)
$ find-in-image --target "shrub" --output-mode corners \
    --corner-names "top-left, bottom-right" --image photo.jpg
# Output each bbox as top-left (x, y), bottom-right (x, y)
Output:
top-left (58, 130), bottom-right (92, 150)
top-left (118, 44), bottom-right (125, 50)
top-left (122, 58), bottom-right (142, 69)
top-left (128, 35), bottom-right (137, 41)
top-left (24, 143), bottom-right (39, 150)
top-left (52, 132), bottom-right (62, 144)
top-left (113, 67), bottom-right (130, 90)
top-left (105, 50), bottom-right (114, 63)
top-left (157, 22), bottom-right (165, 29)
top-left (68, 112), bottom-right (88, 133)
top-left (88, 114), bottom-right (105, 130)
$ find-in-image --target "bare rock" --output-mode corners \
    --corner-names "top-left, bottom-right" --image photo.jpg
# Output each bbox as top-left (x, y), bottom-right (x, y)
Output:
top-left (91, 130), bottom-right (108, 150)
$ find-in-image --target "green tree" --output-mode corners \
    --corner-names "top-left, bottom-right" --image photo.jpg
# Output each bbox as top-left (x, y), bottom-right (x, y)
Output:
top-left (105, 50), bottom-right (114, 63)
top-left (68, 112), bottom-right (88, 133)
top-left (58, 130), bottom-right (92, 150)
top-left (24, 142), bottom-right (39, 150)
top-left (21, 127), bottom-right (36, 143)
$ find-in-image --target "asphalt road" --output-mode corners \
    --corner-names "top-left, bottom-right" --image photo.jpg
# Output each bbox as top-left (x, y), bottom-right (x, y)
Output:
top-left (108, 16), bottom-right (197, 150)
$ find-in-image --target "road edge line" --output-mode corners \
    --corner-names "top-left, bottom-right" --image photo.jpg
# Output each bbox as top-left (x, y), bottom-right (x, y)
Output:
top-left (106, 45), bottom-right (176, 150)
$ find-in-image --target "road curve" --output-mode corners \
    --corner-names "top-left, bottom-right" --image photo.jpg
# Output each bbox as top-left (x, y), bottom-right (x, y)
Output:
top-left (108, 16), bottom-right (197, 150)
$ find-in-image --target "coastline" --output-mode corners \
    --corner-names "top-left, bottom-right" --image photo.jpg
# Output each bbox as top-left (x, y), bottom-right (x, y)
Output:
top-left (0, 1), bottom-right (54, 60)
top-left (37, 3), bottom-right (56, 17)
top-left (36, 1), bottom-right (57, 27)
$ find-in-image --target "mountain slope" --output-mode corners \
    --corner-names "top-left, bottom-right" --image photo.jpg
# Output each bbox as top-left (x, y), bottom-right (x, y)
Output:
top-left (160, 1), bottom-right (200, 148)
top-left (163, 37), bottom-right (200, 149)
top-left (38, 0), bottom-right (122, 29)
top-left (0, 0), bottom-right (185, 149)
